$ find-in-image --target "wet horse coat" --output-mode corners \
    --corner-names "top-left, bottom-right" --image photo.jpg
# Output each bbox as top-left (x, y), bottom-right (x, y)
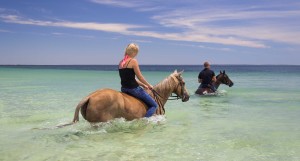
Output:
top-left (195, 70), bottom-right (234, 95)
top-left (72, 71), bottom-right (190, 123)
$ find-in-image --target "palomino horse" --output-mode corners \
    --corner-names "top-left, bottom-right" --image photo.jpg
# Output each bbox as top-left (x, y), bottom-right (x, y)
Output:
top-left (195, 70), bottom-right (234, 95)
top-left (71, 70), bottom-right (189, 123)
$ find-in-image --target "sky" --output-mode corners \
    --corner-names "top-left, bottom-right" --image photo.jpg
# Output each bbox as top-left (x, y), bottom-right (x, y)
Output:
top-left (0, 0), bottom-right (300, 65)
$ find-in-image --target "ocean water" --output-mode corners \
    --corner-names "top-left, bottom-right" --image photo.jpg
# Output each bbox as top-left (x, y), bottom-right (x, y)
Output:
top-left (0, 65), bottom-right (299, 161)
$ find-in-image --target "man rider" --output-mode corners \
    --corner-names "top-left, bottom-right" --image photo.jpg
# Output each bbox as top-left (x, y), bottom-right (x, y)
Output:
top-left (198, 61), bottom-right (217, 92)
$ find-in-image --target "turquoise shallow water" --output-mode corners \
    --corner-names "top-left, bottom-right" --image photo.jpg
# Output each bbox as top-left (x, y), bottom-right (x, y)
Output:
top-left (0, 66), bottom-right (300, 161)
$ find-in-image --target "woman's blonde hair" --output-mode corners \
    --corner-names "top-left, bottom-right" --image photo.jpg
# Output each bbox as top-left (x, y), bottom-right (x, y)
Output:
top-left (125, 43), bottom-right (139, 56)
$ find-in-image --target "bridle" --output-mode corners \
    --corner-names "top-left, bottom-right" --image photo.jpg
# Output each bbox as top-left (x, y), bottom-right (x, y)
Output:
top-left (151, 75), bottom-right (186, 114)
top-left (169, 75), bottom-right (186, 100)
top-left (217, 73), bottom-right (230, 85)
top-left (153, 75), bottom-right (186, 100)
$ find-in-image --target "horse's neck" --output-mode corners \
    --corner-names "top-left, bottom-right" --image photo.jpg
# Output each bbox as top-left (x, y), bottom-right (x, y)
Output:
top-left (213, 76), bottom-right (222, 89)
top-left (153, 76), bottom-right (175, 106)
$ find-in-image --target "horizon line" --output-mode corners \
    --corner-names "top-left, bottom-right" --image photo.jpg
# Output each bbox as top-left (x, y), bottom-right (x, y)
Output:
top-left (1, 64), bottom-right (300, 66)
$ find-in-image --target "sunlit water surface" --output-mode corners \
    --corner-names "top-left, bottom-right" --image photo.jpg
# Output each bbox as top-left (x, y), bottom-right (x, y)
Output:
top-left (0, 66), bottom-right (299, 161)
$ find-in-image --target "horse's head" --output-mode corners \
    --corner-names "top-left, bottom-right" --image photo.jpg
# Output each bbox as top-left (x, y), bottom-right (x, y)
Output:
top-left (170, 70), bottom-right (190, 102)
top-left (216, 70), bottom-right (234, 87)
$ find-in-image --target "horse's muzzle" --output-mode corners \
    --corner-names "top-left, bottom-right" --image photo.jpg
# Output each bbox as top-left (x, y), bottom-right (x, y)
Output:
top-left (182, 93), bottom-right (190, 102)
top-left (229, 82), bottom-right (234, 87)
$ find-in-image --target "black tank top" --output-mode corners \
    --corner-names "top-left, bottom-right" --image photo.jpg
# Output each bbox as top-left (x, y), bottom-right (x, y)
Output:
top-left (119, 59), bottom-right (139, 89)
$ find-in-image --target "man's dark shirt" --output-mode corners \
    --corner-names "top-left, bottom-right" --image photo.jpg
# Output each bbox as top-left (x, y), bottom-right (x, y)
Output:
top-left (198, 68), bottom-right (215, 88)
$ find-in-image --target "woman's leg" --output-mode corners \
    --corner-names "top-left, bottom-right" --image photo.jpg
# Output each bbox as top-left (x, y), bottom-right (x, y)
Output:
top-left (121, 87), bottom-right (158, 117)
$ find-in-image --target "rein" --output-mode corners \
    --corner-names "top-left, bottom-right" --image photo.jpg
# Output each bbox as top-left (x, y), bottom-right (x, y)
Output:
top-left (151, 89), bottom-right (180, 101)
top-left (151, 89), bottom-right (166, 114)
top-left (151, 89), bottom-right (179, 115)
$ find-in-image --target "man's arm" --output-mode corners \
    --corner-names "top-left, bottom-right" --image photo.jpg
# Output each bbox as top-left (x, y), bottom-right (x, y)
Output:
top-left (198, 72), bottom-right (202, 83)
top-left (211, 71), bottom-right (216, 82)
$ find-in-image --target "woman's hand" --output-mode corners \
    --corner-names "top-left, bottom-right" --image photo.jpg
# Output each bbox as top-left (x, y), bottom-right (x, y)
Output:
top-left (143, 84), bottom-right (153, 90)
top-left (148, 84), bottom-right (153, 90)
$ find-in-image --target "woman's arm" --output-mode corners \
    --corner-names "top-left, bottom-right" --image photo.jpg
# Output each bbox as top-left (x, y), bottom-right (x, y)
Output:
top-left (136, 79), bottom-right (148, 89)
top-left (131, 59), bottom-right (153, 89)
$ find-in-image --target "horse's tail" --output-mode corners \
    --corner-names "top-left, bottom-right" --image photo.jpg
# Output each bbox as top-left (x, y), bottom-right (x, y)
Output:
top-left (57, 97), bottom-right (89, 127)
top-left (73, 97), bottom-right (90, 123)
top-left (34, 97), bottom-right (90, 130)
top-left (55, 97), bottom-right (89, 128)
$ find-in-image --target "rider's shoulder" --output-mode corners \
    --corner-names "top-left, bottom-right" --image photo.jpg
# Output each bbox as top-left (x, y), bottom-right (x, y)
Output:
top-left (130, 58), bottom-right (138, 64)
top-left (128, 59), bottom-right (138, 67)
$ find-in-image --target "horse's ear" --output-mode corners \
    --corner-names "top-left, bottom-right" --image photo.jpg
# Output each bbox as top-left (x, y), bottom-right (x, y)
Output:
top-left (223, 70), bottom-right (225, 74)
top-left (173, 69), bottom-right (178, 74)
top-left (178, 70), bottom-right (184, 75)
top-left (220, 70), bottom-right (222, 74)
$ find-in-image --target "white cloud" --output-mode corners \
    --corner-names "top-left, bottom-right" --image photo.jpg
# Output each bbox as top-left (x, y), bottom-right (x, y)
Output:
top-left (0, 14), bottom-right (266, 48)
top-left (89, 0), bottom-right (146, 8)
top-left (3, 2), bottom-right (300, 48)
top-left (136, 6), bottom-right (164, 12)
top-left (152, 7), bottom-right (300, 46)
top-left (89, 0), bottom-right (164, 12)
top-left (87, 1), bottom-right (300, 47)
top-left (170, 43), bottom-right (232, 51)
top-left (51, 32), bottom-right (95, 39)
top-left (0, 14), bottom-right (143, 33)
top-left (130, 39), bottom-right (152, 43)
top-left (126, 30), bottom-right (266, 48)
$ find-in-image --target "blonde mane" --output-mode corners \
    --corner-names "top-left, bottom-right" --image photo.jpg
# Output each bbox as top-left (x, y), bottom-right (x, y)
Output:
top-left (154, 73), bottom-right (178, 94)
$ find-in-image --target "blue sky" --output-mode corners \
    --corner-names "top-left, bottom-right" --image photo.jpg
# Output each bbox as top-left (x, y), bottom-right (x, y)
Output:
top-left (0, 0), bottom-right (300, 65)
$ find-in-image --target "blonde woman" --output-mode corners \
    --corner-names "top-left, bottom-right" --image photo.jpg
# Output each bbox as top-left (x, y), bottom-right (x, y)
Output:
top-left (118, 43), bottom-right (158, 117)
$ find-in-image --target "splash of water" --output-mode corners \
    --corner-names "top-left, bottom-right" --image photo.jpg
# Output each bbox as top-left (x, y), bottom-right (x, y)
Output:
top-left (85, 115), bottom-right (167, 133)
top-left (202, 90), bottom-right (227, 96)
top-left (35, 115), bottom-right (167, 134)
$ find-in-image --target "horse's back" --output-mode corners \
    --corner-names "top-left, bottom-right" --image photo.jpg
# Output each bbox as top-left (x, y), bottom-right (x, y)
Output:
top-left (85, 88), bottom-right (146, 122)
top-left (88, 88), bottom-right (145, 106)
top-left (87, 89), bottom-right (121, 108)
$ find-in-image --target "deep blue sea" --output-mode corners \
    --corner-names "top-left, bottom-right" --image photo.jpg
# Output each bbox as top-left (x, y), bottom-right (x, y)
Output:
top-left (2, 64), bottom-right (300, 72)
top-left (0, 65), bottom-right (299, 161)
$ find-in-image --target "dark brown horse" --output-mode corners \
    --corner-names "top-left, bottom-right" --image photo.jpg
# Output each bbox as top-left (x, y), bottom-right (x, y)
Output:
top-left (69, 70), bottom-right (189, 124)
top-left (195, 70), bottom-right (234, 95)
